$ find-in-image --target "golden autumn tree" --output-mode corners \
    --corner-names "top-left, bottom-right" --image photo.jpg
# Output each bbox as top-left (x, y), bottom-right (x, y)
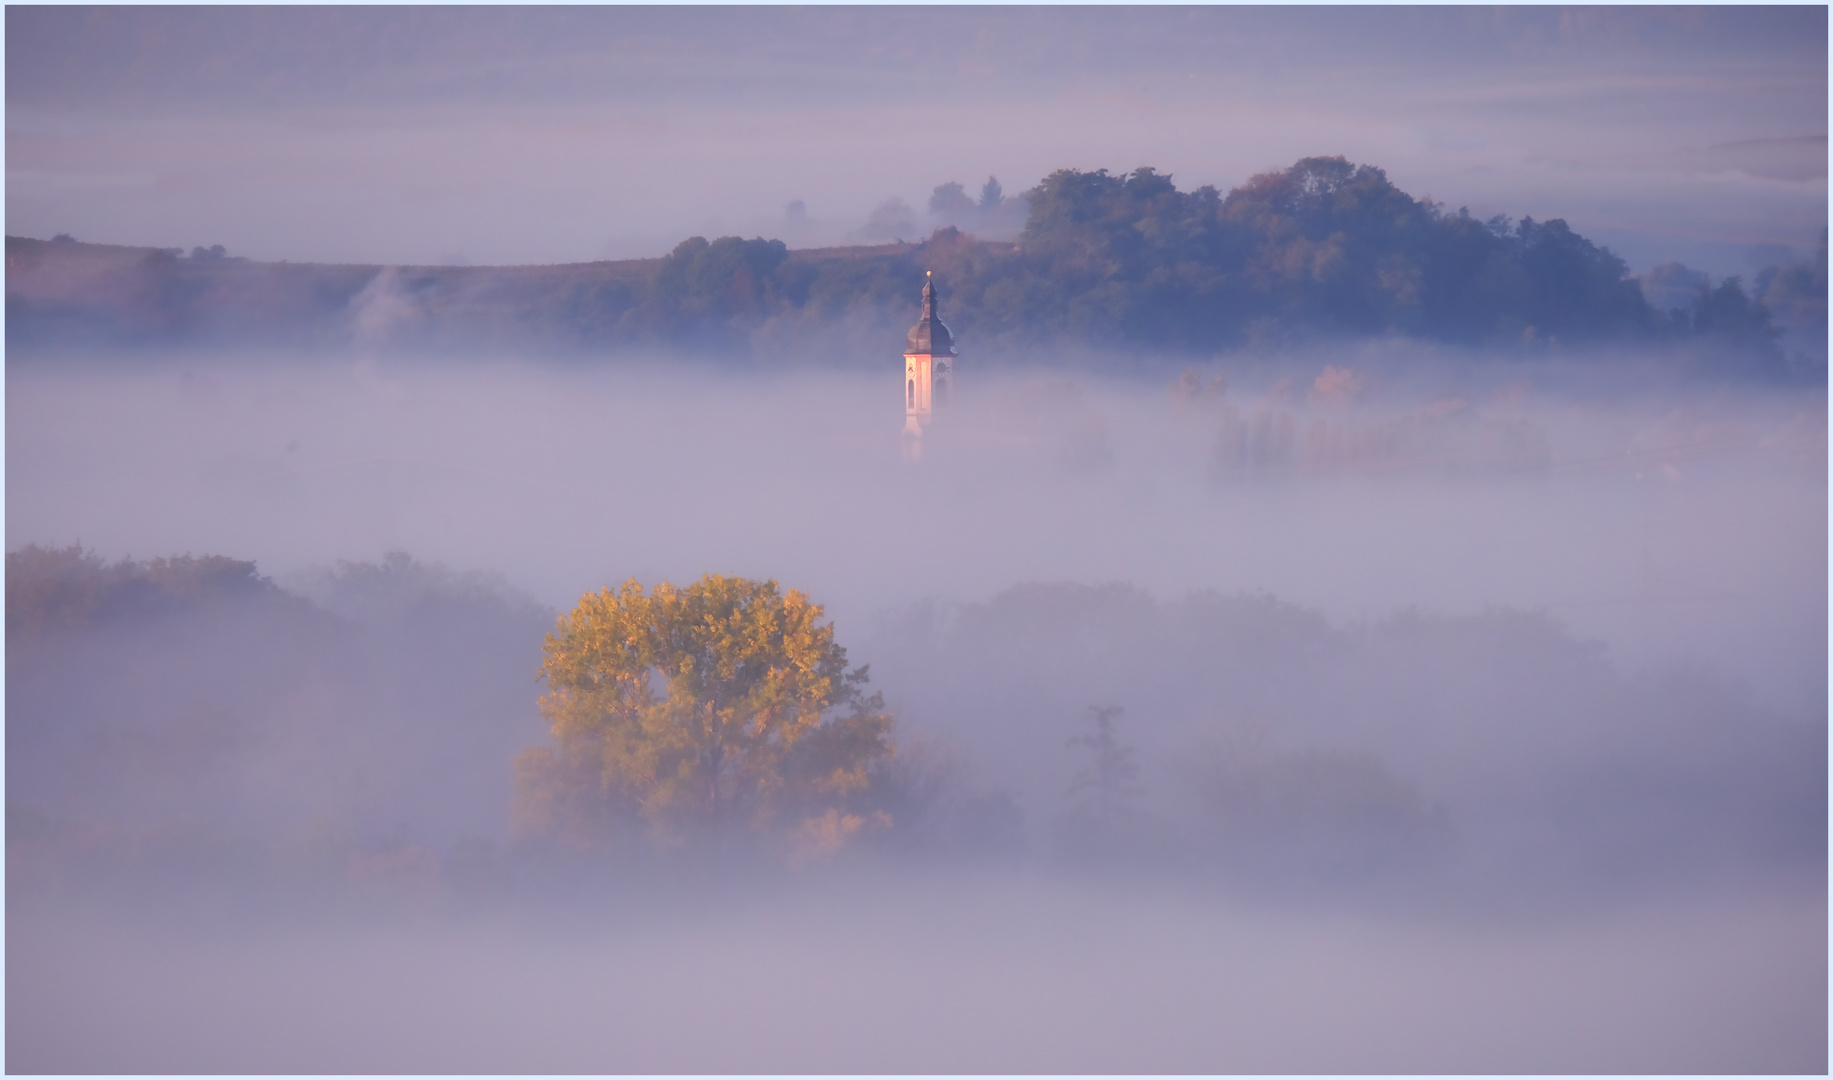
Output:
top-left (515, 574), bottom-right (894, 847)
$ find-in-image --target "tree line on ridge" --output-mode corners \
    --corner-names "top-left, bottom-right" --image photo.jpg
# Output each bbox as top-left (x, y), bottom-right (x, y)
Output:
top-left (6, 156), bottom-right (1822, 379)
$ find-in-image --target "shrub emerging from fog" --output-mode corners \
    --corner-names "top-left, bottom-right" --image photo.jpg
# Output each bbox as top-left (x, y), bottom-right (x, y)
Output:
top-left (7, 543), bottom-right (279, 649)
top-left (1058, 705), bottom-right (1149, 858)
top-left (518, 574), bottom-right (894, 851)
top-left (1190, 722), bottom-right (1450, 879)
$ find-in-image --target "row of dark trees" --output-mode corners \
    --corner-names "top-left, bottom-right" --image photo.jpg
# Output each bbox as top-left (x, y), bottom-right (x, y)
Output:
top-left (1008, 160), bottom-right (1657, 348)
top-left (584, 157), bottom-right (1818, 377)
top-left (7, 156), bottom-right (1823, 378)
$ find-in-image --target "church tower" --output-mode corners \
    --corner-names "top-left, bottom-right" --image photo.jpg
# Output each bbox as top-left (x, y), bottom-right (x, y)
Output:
top-left (903, 271), bottom-right (956, 452)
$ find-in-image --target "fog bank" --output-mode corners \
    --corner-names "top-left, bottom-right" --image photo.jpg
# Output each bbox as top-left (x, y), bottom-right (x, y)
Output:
top-left (8, 353), bottom-right (1824, 712)
top-left (8, 869), bottom-right (1822, 1074)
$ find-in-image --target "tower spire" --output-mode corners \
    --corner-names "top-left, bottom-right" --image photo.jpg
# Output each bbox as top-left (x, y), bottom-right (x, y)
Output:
top-left (902, 272), bottom-right (957, 459)
top-left (904, 271), bottom-right (954, 358)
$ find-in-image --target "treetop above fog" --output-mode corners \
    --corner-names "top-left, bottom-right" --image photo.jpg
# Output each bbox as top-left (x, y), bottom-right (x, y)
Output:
top-left (520, 574), bottom-right (894, 847)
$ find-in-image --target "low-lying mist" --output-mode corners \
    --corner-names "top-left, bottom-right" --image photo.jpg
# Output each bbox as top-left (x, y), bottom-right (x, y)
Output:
top-left (7, 348), bottom-right (1826, 1072)
top-left (10, 348), bottom-right (1824, 706)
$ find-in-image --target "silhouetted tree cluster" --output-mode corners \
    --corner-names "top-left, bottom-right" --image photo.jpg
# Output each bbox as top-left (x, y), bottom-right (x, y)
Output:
top-left (923, 175), bottom-right (1025, 236)
top-left (1676, 277), bottom-right (1779, 360)
top-left (1754, 227), bottom-right (1828, 377)
top-left (982, 159), bottom-right (1656, 352)
top-left (621, 235), bottom-right (793, 350)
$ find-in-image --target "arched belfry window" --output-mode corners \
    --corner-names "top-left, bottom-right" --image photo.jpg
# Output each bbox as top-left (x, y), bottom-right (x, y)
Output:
top-left (907, 379), bottom-right (915, 409)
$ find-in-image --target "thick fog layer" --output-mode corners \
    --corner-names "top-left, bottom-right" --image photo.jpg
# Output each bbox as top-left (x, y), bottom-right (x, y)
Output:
top-left (7, 352), bottom-right (1826, 1072)
top-left (10, 874), bottom-right (1823, 1074)
top-left (9, 353), bottom-right (1824, 709)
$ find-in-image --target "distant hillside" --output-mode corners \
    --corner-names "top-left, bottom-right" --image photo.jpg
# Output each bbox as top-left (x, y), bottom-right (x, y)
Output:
top-left (3, 232), bottom-right (940, 359)
top-left (7, 156), bottom-right (1822, 379)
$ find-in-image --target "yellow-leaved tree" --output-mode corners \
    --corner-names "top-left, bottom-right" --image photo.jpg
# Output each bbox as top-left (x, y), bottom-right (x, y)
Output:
top-left (515, 574), bottom-right (894, 847)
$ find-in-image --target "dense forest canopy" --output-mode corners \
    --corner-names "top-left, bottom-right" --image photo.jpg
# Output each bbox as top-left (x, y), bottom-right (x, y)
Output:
top-left (6, 156), bottom-right (1822, 378)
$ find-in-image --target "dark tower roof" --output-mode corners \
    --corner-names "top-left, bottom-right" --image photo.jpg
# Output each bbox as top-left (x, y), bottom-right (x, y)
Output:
top-left (905, 273), bottom-right (956, 356)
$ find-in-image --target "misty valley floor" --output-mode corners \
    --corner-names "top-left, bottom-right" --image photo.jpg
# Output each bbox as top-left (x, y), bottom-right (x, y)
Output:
top-left (7, 865), bottom-right (1824, 1074)
top-left (6, 355), bottom-right (1826, 1073)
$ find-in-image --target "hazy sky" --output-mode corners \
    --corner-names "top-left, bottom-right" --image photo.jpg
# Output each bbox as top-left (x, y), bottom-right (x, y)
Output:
top-left (6, 6), bottom-right (1826, 275)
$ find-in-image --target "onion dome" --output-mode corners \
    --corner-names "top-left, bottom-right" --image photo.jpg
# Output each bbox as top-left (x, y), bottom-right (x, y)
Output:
top-left (905, 273), bottom-right (956, 356)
